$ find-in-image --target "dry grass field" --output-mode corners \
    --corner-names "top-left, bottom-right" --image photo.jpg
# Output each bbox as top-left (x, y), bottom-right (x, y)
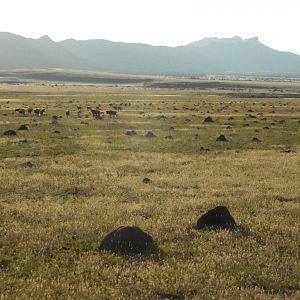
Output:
top-left (0, 79), bottom-right (300, 299)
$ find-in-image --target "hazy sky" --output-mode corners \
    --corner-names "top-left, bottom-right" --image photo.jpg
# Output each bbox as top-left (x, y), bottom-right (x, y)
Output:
top-left (1, 0), bottom-right (300, 54)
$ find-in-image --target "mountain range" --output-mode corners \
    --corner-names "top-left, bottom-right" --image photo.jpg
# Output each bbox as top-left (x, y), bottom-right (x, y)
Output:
top-left (0, 32), bottom-right (300, 75)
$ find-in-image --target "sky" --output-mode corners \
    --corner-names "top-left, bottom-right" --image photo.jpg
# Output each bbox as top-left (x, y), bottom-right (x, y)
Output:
top-left (1, 0), bottom-right (300, 54)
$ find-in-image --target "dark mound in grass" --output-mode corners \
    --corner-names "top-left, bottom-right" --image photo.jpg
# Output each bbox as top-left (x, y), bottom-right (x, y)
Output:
top-left (145, 131), bottom-right (156, 138)
top-left (20, 161), bottom-right (33, 168)
top-left (252, 137), bottom-right (261, 143)
top-left (165, 135), bottom-right (173, 140)
top-left (3, 130), bottom-right (17, 136)
top-left (18, 124), bottom-right (29, 131)
top-left (204, 116), bottom-right (214, 123)
top-left (99, 226), bottom-right (158, 255)
top-left (126, 130), bottom-right (137, 136)
top-left (199, 147), bottom-right (210, 152)
top-left (196, 206), bottom-right (236, 230)
top-left (280, 148), bottom-right (296, 153)
top-left (143, 178), bottom-right (151, 184)
top-left (0, 259), bottom-right (9, 271)
top-left (155, 293), bottom-right (184, 299)
top-left (216, 134), bottom-right (227, 142)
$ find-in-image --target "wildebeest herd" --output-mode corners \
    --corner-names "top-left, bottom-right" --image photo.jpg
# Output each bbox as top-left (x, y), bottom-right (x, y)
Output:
top-left (14, 105), bottom-right (118, 120)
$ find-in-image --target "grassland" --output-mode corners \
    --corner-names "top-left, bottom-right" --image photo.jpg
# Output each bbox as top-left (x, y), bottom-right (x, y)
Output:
top-left (0, 78), bottom-right (300, 299)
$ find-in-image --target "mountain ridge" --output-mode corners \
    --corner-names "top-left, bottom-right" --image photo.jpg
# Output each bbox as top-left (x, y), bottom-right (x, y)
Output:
top-left (0, 32), bottom-right (300, 74)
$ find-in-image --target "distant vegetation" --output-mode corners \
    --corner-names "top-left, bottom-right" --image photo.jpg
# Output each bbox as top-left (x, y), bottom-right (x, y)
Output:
top-left (1, 69), bottom-right (300, 88)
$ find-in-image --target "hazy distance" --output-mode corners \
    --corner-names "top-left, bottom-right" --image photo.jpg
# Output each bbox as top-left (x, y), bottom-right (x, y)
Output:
top-left (0, 0), bottom-right (299, 55)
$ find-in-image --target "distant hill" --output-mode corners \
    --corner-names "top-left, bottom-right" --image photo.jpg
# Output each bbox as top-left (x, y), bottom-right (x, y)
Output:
top-left (1, 32), bottom-right (300, 75)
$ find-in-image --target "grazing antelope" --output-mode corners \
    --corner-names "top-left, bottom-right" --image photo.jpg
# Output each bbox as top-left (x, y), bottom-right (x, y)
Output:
top-left (106, 110), bottom-right (117, 118)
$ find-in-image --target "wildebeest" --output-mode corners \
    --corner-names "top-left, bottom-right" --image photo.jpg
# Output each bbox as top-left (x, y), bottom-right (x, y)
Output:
top-left (91, 109), bottom-right (102, 120)
top-left (106, 110), bottom-right (117, 118)
top-left (66, 110), bottom-right (70, 117)
top-left (15, 108), bottom-right (26, 115)
top-left (34, 108), bottom-right (46, 116)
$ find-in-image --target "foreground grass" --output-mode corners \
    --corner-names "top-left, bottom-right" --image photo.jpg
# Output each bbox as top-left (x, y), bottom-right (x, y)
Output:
top-left (0, 83), bottom-right (300, 299)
